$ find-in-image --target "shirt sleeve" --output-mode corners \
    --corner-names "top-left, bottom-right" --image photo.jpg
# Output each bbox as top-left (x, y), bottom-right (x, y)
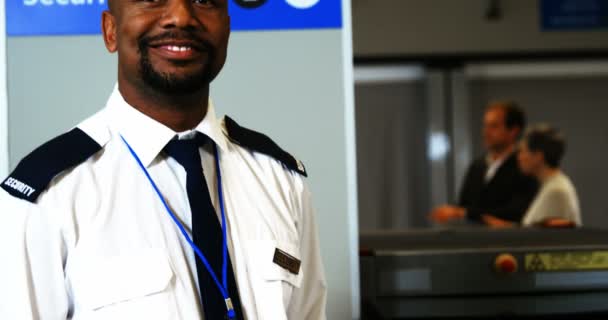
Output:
top-left (287, 179), bottom-right (327, 320)
top-left (458, 161), bottom-right (484, 222)
top-left (527, 188), bottom-right (576, 226)
top-left (459, 160), bottom-right (493, 223)
top-left (0, 190), bottom-right (69, 319)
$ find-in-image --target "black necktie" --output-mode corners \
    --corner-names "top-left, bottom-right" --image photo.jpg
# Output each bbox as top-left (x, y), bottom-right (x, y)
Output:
top-left (164, 135), bottom-right (243, 320)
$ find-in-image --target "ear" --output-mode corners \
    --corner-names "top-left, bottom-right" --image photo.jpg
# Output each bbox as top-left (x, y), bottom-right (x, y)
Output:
top-left (102, 11), bottom-right (118, 53)
top-left (532, 150), bottom-right (545, 164)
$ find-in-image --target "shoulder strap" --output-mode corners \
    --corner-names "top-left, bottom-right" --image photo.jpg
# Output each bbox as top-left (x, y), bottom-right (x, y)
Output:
top-left (2, 128), bottom-right (102, 203)
top-left (224, 116), bottom-right (307, 177)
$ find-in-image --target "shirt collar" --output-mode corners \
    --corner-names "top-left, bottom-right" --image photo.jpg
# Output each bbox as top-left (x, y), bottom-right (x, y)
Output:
top-left (486, 150), bottom-right (513, 167)
top-left (105, 84), bottom-right (228, 167)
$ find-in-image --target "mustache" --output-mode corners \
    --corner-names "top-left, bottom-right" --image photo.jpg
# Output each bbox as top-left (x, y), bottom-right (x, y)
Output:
top-left (138, 31), bottom-right (211, 51)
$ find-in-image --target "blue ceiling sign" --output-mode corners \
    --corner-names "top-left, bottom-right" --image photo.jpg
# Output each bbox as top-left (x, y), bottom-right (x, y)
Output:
top-left (6, 0), bottom-right (342, 36)
top-left (540, 0), bottom-right (608, 31)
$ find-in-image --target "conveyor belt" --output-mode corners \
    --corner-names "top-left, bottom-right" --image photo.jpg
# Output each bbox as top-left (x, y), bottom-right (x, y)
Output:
top-left (359, 228), bottom-right (608, 319)
top-left (360, 228), bottom-right (608, 251)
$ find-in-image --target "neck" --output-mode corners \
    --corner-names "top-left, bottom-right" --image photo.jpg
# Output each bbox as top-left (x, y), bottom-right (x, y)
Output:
top-left (488, 144), bottom-right (514, 161)
top-left (118, 78), bottom-right (210, 132)
top-left (538, 167), bottom-right (560, 182)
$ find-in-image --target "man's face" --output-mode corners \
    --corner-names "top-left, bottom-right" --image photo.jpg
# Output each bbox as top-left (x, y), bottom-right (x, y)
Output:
top-left (482, 107), bottom-right (518, 153)
top-left (517, 142), bottom-right (543, 176)
top-left (103, 0), bottom-right (230, 95)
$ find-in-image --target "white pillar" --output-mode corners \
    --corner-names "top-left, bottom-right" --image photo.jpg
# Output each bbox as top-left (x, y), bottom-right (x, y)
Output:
top-left (341, 0), bottom-right (360, 317)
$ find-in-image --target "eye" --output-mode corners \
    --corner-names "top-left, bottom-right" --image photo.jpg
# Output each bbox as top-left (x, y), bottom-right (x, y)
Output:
top-left (193, 0), bottom-right (214, 6)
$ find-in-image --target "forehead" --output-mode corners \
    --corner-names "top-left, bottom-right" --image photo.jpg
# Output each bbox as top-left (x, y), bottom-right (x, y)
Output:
top-left (484, 107), bottom-right (506, 122)
top-left (108, 0), bottom-right (229, 11)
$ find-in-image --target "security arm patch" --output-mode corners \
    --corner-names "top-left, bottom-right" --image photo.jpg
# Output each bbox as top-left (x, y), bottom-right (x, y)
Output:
top-left (224, 116), bottom-right (307, 177)
top-left (2, 128), bottom-right (102, 203)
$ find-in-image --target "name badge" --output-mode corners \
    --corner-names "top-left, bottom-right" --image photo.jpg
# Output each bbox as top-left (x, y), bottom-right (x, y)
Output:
top-left (273, 248), bottom-right (301, 275)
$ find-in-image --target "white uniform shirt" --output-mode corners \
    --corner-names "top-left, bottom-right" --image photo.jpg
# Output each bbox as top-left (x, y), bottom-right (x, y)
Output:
top-left (522, 172), bottom-right (582, 227)
top-left (0, 86), bottom-right (327, 320)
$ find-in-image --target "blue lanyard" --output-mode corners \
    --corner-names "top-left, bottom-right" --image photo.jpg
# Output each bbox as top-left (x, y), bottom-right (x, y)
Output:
top-left (120, 135), bottom-right (236, 319)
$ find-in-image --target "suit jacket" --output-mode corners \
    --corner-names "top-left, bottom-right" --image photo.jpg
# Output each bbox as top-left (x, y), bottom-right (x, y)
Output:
top-left (459, 153), bottom-right (539, 223)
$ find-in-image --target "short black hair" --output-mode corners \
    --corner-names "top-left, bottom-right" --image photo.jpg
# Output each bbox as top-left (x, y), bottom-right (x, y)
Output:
top-left (524, 125), bottom-right (566, 168)
top-left (488, 101), bottom-right (526, 130)
top-left (107, 0), bottom-right (115, 13)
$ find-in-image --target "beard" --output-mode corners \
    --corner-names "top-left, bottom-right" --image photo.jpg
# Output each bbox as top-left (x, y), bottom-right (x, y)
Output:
top-left (137, 32), bottom-right (216, 96)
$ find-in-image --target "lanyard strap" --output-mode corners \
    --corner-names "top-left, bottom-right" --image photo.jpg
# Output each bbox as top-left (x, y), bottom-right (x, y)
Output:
top-left (120, 135), bottom-right (235, 319)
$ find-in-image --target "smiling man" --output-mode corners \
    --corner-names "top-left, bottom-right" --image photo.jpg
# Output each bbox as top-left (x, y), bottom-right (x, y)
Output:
top-left (0, 0), bottom-right (327, 319)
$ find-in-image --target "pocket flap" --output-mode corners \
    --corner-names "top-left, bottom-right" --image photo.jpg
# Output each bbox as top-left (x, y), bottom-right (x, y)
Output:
top-left (72, 249), bottom-right (174, 310)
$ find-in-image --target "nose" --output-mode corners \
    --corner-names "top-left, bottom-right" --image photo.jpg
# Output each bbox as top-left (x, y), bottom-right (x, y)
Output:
top-left (160, 0), bottom-right (198, 29)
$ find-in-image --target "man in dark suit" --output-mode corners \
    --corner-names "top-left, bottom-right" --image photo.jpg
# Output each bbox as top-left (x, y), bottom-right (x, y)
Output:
top-left (431, 101), bottom-right (538, 227)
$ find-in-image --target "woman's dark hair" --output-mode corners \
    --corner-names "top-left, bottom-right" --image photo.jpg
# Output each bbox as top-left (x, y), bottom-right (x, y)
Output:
top-left (524, 125), bottom-right (566, 168)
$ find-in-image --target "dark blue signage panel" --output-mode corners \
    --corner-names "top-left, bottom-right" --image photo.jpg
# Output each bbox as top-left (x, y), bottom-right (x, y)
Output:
top-left (7, 0), bottom-right (342, 36)
top-left (540, 0), bottom-right (608, 31)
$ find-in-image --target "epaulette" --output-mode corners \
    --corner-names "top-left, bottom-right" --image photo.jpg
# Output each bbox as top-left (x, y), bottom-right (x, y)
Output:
top-left (1, 128), bottom-right (102, 203)
top-left (224, 116), bottom-right (307, 177)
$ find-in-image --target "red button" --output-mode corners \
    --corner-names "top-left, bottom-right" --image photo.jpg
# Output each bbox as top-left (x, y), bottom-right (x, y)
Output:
top-left (495, 253), bottom-right (518, 274)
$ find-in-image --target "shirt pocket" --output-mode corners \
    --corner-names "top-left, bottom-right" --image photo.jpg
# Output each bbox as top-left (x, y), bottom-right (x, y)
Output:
top-left (246, 240), bottom-right (303, 319)
top-left (70, 249), bottom-right (176, 319)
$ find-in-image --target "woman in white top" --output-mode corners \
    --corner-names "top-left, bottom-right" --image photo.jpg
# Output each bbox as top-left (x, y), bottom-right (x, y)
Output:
top-left (517, 125), bottom-right (582, 227)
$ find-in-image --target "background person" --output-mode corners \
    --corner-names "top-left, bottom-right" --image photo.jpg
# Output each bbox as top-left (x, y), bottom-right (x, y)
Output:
top-left (518, 125), bottom-right (582, 228)
top-left (431, 101), bottom-right (538, 227)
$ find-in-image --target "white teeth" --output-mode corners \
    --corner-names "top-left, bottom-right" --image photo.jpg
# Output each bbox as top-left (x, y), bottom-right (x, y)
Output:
top-left (167, 46), bottom-right (191, 52)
